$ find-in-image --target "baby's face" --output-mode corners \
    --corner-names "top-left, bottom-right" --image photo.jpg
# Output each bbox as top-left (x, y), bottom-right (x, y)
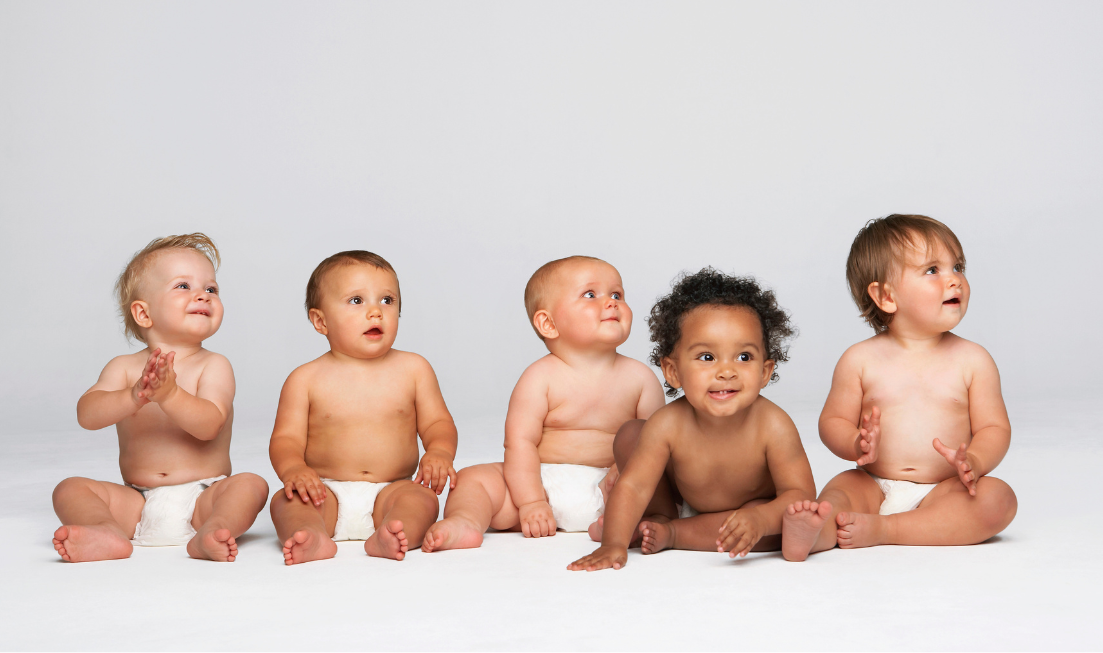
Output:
top-left (662, 305), bottom-right (774, 418)
top-left (139, 249), bottom-right (223, 343)
top-left (887, 238), bottom-right (969, 335)
top-left (314, 263), bottom-right (400, 359)
top-left (547, 261), bottom-right (632, 349)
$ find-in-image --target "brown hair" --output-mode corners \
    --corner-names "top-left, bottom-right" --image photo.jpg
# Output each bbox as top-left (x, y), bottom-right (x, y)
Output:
top-left (305, 250), bottom-right (400, 316)
top-left (846, 214), bottom-right (965, 332)
top-left (523, 255), bottom-right (608, 340)
top-left (115, 233), bottom-right (221, 343)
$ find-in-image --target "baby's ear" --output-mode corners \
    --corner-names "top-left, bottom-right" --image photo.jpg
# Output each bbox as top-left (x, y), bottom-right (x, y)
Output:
top-left (866, 282), bottom-right (897, 315)
top-left (533, 309), bottom-right (558, 340)
top-left (131, 300), bottom-right (153, 329)
top-left (308, 308), bottom-right (328, 335)
top-left (659, 356), bottom-right (680, 393)
top-left (760, 359), bottom-right (776, 387)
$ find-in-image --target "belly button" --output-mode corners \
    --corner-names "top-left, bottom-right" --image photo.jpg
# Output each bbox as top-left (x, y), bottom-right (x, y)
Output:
top-left (902, 468), bottom-right (915, 472)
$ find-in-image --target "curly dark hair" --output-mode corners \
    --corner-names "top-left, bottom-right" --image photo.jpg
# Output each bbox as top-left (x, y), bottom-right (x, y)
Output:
top-left (648, 267), bottom-right (796, 397)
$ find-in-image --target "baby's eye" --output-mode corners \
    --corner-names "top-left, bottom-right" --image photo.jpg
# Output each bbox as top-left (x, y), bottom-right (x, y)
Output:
top-left (738, 353), bottom-right (751, 362)
top-left (611, 292), bottom-right (622, 300)
top-left (205, 286), bottom-right (218, 294)
top-left (953, 263), bottom-right (964, 273)
top-left (925, 266), bottom-right (938, 275)
top-left (349, 297), bottom-right (363, 305)
top-left (175, 282), bottom-right (190, 290)
top-left (583, 291), bottom-right (596, 299)
top-left (696, 353), bottom-right (715, 362)
top-left (381, 296), bottom-right (394, 305)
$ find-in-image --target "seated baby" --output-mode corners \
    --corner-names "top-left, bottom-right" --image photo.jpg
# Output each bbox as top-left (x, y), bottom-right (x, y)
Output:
top-left (782, 214), bottom-right (1017, 561)
top-left (422, 255), bottom-right (665, 552)
top-left (53, 234), bottom-right (269, 563)
top-left (569, 268), bottom-right (816, 571)
top-left (269, 250), bottom-right (458, 564)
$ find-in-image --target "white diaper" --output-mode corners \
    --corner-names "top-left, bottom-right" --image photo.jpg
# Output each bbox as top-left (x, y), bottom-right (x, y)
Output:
top-left (321, 478), bottom-right (393, 541)
top-left (678, 501), bottom-right (699, 519)
top-left (871, 474), bottom-right (937, 515)
top-left (539, 463), bottom-right (608, 532)
top-left (129, 475), bottom-right (226, 546)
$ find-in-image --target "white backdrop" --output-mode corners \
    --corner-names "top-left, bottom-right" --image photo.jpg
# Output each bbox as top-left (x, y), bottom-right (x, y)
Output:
top-left (1, 1), bottom-right (1100, 440)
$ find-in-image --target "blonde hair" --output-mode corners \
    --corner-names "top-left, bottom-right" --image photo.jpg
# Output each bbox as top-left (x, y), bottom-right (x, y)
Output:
top-left (846, 214), bottom-right (965, 332)
top-left (523, 255), bottom-right (606, 340)
top-left (305, 250), bottom-right (400, 316)
top-left (115, 233), bottom-right (221, 342)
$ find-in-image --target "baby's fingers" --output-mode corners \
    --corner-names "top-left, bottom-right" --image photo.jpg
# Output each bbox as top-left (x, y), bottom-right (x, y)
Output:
top-left (284, 481), bottom-right (296, 500)
top-left (447, 466), bottom-right (458, 489)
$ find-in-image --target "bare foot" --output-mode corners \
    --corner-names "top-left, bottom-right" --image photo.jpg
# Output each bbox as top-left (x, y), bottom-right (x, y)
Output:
top-left (422, 516), bottom-right (483, 552)
top-left (282, 529), bottom-right (338, 565)
top-left (52, 525), bottom-right (132, 563)
top-left (639, 518), bottom-right (674, 554)
top-left (365, 520), bottom-right (409, 560)
top-left (836, 511), bottom-right (885, 549)
top-left (187, 527), bottom-right (238, 562)
top-left (588, 515), bottom-right (645, 547)
top-left (781, 500), bottom-right (833, 562)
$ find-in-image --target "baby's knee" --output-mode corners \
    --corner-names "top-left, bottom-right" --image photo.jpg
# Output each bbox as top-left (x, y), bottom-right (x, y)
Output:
top-left (977, 477), bottom-right (1017, 532)
top-left (52, 477), bottom-right (95, 506)
top-left (613, 419), bottom-right (646, 465)
top-left (404, 483), bottom-right (442, 513)
top-left (229, 473), bottom-right (270, 506)
top-left (456, 463), bottom-right (502, 488)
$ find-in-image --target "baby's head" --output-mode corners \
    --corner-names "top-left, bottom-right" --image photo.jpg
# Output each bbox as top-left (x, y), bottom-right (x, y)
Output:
top-left (648, 268), bottom-right (794, 407)
top-left (115, 233), bottom-right (222, 344)
top-left (523, 256), bottom-right (632, 351)
top-left (847, 214), bottom-right (968, 334)
top-left (305, 250), bottom-right (401, 359)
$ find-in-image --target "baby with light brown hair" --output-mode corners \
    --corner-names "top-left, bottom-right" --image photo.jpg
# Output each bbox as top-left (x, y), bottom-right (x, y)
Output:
top-left (422, 255), bottom-right (665, 552)
top-left (53, 233), bottom-right (269, 563)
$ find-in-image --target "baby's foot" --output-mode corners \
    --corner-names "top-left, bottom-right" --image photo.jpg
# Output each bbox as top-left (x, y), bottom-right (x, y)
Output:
top-left (282, 529), bottom-right (337, 565)
top-left (365, 520), bottom-right (409, 561)
top-left (781, 500), bottom-right (833, 562)
top-left (587, 515), bottom-right (604, 542)
top-left (422, 516), bottom-right (483, 552)
top-left (836, 511), bottom-right (885, 549)
top-left (639, 518), bottom-right (674, 554)
top-left (52, 525), bottom-right (132, 563)
top-left (187, 527), bottom-right (238, 562)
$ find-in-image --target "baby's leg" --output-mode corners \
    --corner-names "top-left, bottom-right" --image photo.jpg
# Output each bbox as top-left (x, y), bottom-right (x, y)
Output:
top-left (423, 463), bottom-right (515, 552)
top-left (837, 476), bottom-right (1016, 548)
top-left (365, 480), bottom-right (439, 561)
top-left (782, 469), bottom-right (882, 561)
top-left (270, 487), bottom-right (338, 565)
top-left (640, 499), bottom-right (777, 554)
top-left (188, 473), bottom-right (269, 562)
top-left (52, 477), bottom-right (144, 562)
top-left (589, 420), bottom-right (679, 542)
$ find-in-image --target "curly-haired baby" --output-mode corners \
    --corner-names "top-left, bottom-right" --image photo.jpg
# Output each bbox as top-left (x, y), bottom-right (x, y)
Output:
top-left (569, 268), bottom-right (816, 571)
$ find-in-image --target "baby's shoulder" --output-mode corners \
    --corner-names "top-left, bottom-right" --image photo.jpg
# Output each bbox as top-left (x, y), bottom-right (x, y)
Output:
top-left (613, 353), bottom-right (656, 381)
top-left (942, 333), bottom-right (998, 371)
top-left (750, 396), bottom-right (798, 440)
top-left (642, 398), bottom-right (691, 438)
top-left (192, 349), bottom-right (233, 375)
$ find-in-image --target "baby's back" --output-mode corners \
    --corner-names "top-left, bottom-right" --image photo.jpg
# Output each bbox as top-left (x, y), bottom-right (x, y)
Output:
top-left (300, 350), bottom-right (421, 483)
top-left (855, 333), bottom-right (977, 482)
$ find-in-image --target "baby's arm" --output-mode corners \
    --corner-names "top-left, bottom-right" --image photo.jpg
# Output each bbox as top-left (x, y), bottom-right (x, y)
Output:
top-left (718, 414), bottom-right (816, 557)
top-left (412, 357), bottom-right (458, 495)
top-left (502, 367), bottom-right (554, 537)
top-left (76, 352), bottom-right (159, 430)
top-left (819, 347), bottom-right (878, 464)
top-left (933, 348), bottom-right (1011, 495)
top-left (568, 417), bottom-right (672, 571)
top-left (269, 369), bottom-right (326, 506)
top-left (143, 351), bottom-right (233, 441)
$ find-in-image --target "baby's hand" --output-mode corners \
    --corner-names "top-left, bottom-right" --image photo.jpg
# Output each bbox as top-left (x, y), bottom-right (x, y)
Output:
top-left (414, 451), bottom-right (457, 495)
top-left (283, 465), bottom-right (327, 506)
top-left (855, 406), bottom-right (882, 466)
top-left (518, 500), bottom-right (557, 538)
top-left (142, 350), bottom-right (179, 404)
top-left (567, 545), bottom-right (628, 572)
top-left (130, 349), bottom-right (160, 407)
top-left (933, 439), bottom-right (979, 496)
top-left (717, 509), bottom-right (766, 558)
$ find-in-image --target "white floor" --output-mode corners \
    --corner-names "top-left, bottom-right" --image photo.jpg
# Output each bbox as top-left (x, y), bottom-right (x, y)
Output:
top-left (2, 402), bottom-right (1100, 651)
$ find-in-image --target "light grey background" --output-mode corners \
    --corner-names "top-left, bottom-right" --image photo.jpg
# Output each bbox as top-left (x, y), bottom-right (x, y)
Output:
top-left (1, 2), bottom-right (1101, 650)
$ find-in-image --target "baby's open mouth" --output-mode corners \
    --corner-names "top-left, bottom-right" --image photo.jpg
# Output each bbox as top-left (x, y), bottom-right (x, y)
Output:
top-left (191, 310), bottom-right (210, 316)
top-left (708, 389), bottom-right (737, 399)
top-left (943, 298), bottom-right (960, 305)
top-left (365, 327), bottom-right (383, 336)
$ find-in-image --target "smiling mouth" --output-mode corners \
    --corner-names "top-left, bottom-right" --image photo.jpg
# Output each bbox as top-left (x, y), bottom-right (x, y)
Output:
top-left (708, 389), bottom-right (738, 399)
top-left (190, 310), bottom-right (211, 316)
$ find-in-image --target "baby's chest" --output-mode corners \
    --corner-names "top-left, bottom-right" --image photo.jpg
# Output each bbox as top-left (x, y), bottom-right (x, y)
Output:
top-left (309, 381), bottom-right (416, 425)
top-left (670, 442), bottom-right (772, 501)
top-left (863, 363), bottom-right (968, 408)
top-left (545, 386), bottom-right (637, 429)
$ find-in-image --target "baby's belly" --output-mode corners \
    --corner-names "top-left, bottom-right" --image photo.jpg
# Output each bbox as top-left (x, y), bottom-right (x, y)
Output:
top-left (538, 429), bottom-right (616, 468)
top-left (864, 429), bottom-right (970, 483)
top-left (306, 437), bottom-right (419, 483)
top-left (119, 438), bottom-right (231, 488)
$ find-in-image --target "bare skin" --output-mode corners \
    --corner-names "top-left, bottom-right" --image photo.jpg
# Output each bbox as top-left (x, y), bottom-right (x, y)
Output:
top-left (54, 247), bottom-right (268, 562)
top-left (782, 236), bottom-right (1017, 562)
top-left (423, 258), bottom-right (665, 552)
top-left (269, 261), bottom-right (457, 564)
top-left (569, 305), bottom-right (816, 571)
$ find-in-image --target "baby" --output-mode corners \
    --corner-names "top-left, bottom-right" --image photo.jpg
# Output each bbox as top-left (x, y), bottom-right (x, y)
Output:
top-left (782, 214), bottom-right (1017, 561)
top-left (53, 234), bottom-right (269, 563)
top-left (422, 255), bottom-right (666, 552)
top-left (569, 268), bottom-right (816, 571)
top-left (269, 251), bottom-right (457, 564)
